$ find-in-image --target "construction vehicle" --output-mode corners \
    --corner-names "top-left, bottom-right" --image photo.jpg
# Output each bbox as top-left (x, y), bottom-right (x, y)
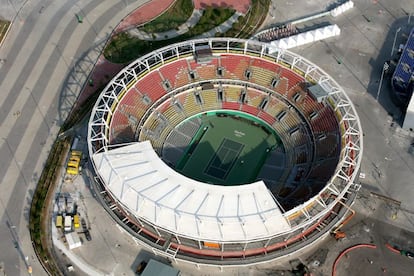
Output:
top-left (73, 215), bottom-right (80, 229)
top-left (56, 215), bottom-right (63, 228)
top-left (66, 158), bottom-right (80, 175)
top-left (71, 150), bottom-right (82, 158)
top-left (66, 151), bottom-right (82, 175)
top-left (330, 196), bottom-right (355, 240)
top-left (332, 230), bottom-right (346, 240)
top-left (64, 216), bottom-right (72, 232)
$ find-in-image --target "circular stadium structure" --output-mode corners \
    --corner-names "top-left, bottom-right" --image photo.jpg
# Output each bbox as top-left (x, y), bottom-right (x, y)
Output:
top-left (87, 38), bottom-right (363, 267)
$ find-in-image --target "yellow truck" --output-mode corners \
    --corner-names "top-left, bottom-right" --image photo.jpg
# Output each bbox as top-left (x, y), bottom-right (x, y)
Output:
top-left (66, 151), bottom-right (82, 175)
top-left (71, 150), bottom-right (82, 158)
top-left (73, 215), bottom-right (80, 229)
top-left (56, 215), bottom-right (63, 228)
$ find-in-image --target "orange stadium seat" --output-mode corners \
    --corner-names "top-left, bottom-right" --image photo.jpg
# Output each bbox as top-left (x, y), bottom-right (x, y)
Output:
top-left (257, 111), bottom-right (276, 125)
top-left (220, 54), bottom-right (250, 80)
top-left (273, 77), bottom-right (289, 96)
top-left (159, 59), bottom-right (189, 89)
top-left (310, 106), bottom-right (338, 134)
top-left (280, 68), bottom-right (305, 92)
top-left (246, 89), bottom-right (265, 107)
top-left (135, 70), bottom-right (166, 101)
top-left (241, 104), bottom-right (260, 116)
top-left (222, 101), bottom-right (241, 111)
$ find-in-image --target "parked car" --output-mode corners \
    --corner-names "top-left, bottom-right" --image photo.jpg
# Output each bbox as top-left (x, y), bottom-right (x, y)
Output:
top-left (84, 230), bottom-right (92, 241)
top-left (136, 261), bottom-right (147, 274)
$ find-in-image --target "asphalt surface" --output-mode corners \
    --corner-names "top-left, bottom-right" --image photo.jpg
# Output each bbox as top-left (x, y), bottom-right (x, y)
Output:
top-left (0, 0), bottom-right (148, 275)
top-left (0, 0), bottom-right (414, 275)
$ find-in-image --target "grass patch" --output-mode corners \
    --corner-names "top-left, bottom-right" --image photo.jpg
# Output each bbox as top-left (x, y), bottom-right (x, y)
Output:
top-left (104, 7), bottom-right (235, 63)
top-left (222, 0), bottom-right (270, 38)
top-left (29, 137), bottom-right (70, 275)
top-left (140, 0), bottom-right (194, 33)
top-left (104, 0), bottom-right (269, 63)
top-left (0, 20), bottom-right (11, 45)
top-left (189, 7), bottom-right (235, 36)
top-left (29, 80), bottom-right (106, 273)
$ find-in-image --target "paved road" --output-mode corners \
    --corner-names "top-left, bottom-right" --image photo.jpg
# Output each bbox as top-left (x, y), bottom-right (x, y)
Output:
top-left (0, 0), bottom-right (148, 275)
top-left (0, 0), bottom-right (413, 275)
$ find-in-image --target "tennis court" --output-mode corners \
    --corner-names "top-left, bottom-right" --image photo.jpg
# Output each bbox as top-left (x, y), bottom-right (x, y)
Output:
top-left (177, 111), bottom-right (280, 185)
top-left (204, 138), bottom-right (244, 180)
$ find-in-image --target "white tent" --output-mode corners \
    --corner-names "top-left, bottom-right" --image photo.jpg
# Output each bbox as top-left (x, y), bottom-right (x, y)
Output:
top-left (287, 36), bottom-right (298, 48)
top-left (325, 24), bottom-right (341, 37)
top-left (314, 28), bottom-right (324, 40)
top-left (331, 1), bottom-right (354, 17)
top-left (296, 33), bottom-right (308, 46)
top-left (66, 232), bottom-right (81, 250)
top-left (277, 38), bottom-right (289, 49)
top-left (269, 24), bottom-right (340, 50)
top-left (93, 141), bottom-right (291, 242)
top-left (403, 94), bottom-right (414, 130)
top-left (305, 31), bottom-right (315, 43)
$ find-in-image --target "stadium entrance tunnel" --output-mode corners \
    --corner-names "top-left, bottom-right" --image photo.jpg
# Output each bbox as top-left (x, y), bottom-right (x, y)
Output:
top-left (87, 38), bottom-right (363, 266)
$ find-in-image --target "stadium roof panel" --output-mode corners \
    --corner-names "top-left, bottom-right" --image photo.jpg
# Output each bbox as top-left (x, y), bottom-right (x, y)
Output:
top-left (92, 141), bottom-right (291, 241)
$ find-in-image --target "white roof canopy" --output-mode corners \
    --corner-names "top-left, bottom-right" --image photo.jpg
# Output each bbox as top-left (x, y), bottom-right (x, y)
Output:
top-left (93, 141), bottom-right (291, 242)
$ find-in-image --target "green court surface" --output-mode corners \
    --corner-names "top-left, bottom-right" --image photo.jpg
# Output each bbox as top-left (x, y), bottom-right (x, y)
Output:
top-left (177, 112), bottom-right (279, 185)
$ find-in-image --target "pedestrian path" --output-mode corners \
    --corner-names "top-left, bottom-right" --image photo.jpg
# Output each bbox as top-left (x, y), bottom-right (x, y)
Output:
top-left (116, 0), bottom-right (175, 32)
top-left (128, 10), bottom-right (243, 41)
top-left (128, 9), bottom-right (203, 41)
top-left (193, 0), bottom-right (250, 14)
top-left (78, 6), bottom-right (244, 110)
top-left (195, 12), bottom-right (243, 38)
top-left (52, 221), bottom-right (106, 276)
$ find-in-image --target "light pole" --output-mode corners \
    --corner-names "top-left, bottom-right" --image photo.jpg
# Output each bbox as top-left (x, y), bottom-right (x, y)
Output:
top-left (6, 222), bottom-right (32, 275)
top-left (391, 27), bottom-right (401, 56)
top-left (376, 62), bottom-right (389, 102)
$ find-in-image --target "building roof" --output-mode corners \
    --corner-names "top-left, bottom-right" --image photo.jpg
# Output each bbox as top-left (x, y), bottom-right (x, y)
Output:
top-left (65, 232), bottom-right (81, 250)
top-left (403, 89), bottom-right (414, 130)
top-left (92, 141), bottom-right (291, 242)
top-left (393, 27), bottom-right (414, 93)
top-left (141, 259), bottom-right (179, 276)
top-left (309, 84), bottom-right (329, 102)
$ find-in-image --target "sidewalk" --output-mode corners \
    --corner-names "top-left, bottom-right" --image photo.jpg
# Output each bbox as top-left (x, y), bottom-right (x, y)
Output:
top-left (52, 222), bottom-right (106, 276)
top-left (193, 0), bottom-right (250, 14)
top-left (128, 10), bottom-right (243, 41)
top-left (77, 4), bottom-right (245, 110)
top-left (195, 12), bottom-right (243, 38)
top-left (116, 0), bottom-right (175, 32)
top-left (75, 0), bottom-right (175, 111)
top-left (128, 9), bottom-right (203, 41)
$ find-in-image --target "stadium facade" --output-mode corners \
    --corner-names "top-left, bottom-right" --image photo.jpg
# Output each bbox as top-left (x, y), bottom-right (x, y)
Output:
top-left (87, 38), bottom-right (363, 268)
